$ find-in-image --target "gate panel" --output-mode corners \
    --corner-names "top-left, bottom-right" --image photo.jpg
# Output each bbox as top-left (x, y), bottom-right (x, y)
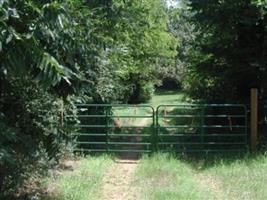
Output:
top-left (156, 104), bottom-right (248, 153)
top-left (68, 104), bottom-right (248, 154)
top-left (70, 104), bottom-right (155, 154)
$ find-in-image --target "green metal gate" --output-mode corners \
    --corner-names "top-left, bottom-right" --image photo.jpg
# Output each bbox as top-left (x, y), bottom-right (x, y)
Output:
top-left (156, 104), bottom-right (248, 153)
top-left (69, 104), bottom-right (248, 154)
top-left (71, 104), bottom-right (155, 154)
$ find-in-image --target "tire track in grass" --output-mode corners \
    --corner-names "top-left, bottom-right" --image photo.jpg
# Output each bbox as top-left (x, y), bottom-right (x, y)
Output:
top-left (101, 160), bottom-right (139, 200)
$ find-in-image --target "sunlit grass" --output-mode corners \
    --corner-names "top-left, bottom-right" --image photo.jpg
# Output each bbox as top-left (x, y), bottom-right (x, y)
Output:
top-left (149, 89), bottom-right (185, 108)
top-left (42, 155), bottom-right (113, 200)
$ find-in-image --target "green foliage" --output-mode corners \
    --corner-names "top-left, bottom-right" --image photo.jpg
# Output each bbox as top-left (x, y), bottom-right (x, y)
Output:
top-left (95, 0), bottom-right (177, 103)
top-left (124, 73), bottom-right (156, 103)
top-left (0, 77), bottom-right (77, 196)
top-left (163, 1), bottom-right (197, 87)
top-left (182, 0), bottom-right (267, 103)
top-left (0, 0), bottom-right (77, 90)
top-left (0, 1), bottom-right (83, 195)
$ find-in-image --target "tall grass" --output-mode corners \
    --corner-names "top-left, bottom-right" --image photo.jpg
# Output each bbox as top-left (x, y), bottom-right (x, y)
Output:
top-left (134, 153), bottom-right (214, 200)
top-left (133, 153), bottom-right (267, 200)
top-left (42, 155), bottom-right (113, 200)
top-left (200, 154), bottom-right (267, 200)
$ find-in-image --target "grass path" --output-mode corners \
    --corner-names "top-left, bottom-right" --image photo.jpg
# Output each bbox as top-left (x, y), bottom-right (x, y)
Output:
top-left (101, 160), bottom-right (139, 200)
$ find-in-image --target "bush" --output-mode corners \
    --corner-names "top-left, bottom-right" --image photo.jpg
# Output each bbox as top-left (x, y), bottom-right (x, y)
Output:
top-left (0, 76), bottom-right (77, 197)
top-left (138, 81), bottom-right (155, 103)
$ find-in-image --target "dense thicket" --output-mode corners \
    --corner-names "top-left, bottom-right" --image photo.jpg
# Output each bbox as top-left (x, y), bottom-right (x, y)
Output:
top-left (0, 0), bottom-right (176, 196)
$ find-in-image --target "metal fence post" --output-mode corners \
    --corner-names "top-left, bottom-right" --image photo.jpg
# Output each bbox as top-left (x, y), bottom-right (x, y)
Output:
top-left (105, 106), bottom-right (109, 153)
top-left (244, 105), bottom-right (248, 151)
top-left (251, 88), bottom-right (258, 152)
top-left (152, 107), bottom-right (157, 153)
top-left (200, 106), bottom-right (205, 149)
top-left (155, 106), bottom-right (160, 153)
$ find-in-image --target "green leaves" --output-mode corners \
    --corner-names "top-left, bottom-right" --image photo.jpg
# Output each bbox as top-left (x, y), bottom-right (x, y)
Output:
top-left (0, 0), bottom-right (83, 92)
top-left (36, 52), bottom-right (72, 86)
top-left (90, 0), bottom-right (177, 102)
top-left (182, 0), bottom-right (267, 102)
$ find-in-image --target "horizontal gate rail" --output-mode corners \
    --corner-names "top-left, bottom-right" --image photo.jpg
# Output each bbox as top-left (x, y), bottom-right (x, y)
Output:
top-left (158, 115), bottom-right (246, 118)
top-left (157, 125), bottom-right (246, 128)
top-left (75, 125), bottom-right (153, 128)
top-left (157, 134), bottom-right (247, 137)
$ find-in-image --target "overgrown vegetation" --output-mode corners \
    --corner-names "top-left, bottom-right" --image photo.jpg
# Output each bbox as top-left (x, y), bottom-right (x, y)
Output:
top-left (0, 77), bottom-right (77, 197)
top-left (1, 0), bottom-right (267, 198)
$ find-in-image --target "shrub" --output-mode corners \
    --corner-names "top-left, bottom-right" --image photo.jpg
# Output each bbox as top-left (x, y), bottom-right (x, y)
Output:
top-left (0, 76), bottom-right (77, 197)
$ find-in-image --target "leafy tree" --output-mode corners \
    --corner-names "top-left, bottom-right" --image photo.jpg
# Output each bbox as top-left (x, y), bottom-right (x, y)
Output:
top-left (165, 1), bottom-right (198, 89)
top-left (184, 0), bottom-right (267, 103)
top-left (0, 0), bottom-right (79, 91)
top-left (88, 0), bottom-right (177, 103)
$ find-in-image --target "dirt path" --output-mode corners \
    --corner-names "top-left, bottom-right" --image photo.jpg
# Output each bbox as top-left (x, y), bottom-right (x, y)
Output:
top-left (101, 160), bottom-right (139, 200)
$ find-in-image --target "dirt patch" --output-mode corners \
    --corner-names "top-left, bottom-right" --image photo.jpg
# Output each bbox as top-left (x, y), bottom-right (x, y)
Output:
top-left (195, 173), bottom-right (224, 200)
top-left (101, 160), bottom-right (139, 200)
